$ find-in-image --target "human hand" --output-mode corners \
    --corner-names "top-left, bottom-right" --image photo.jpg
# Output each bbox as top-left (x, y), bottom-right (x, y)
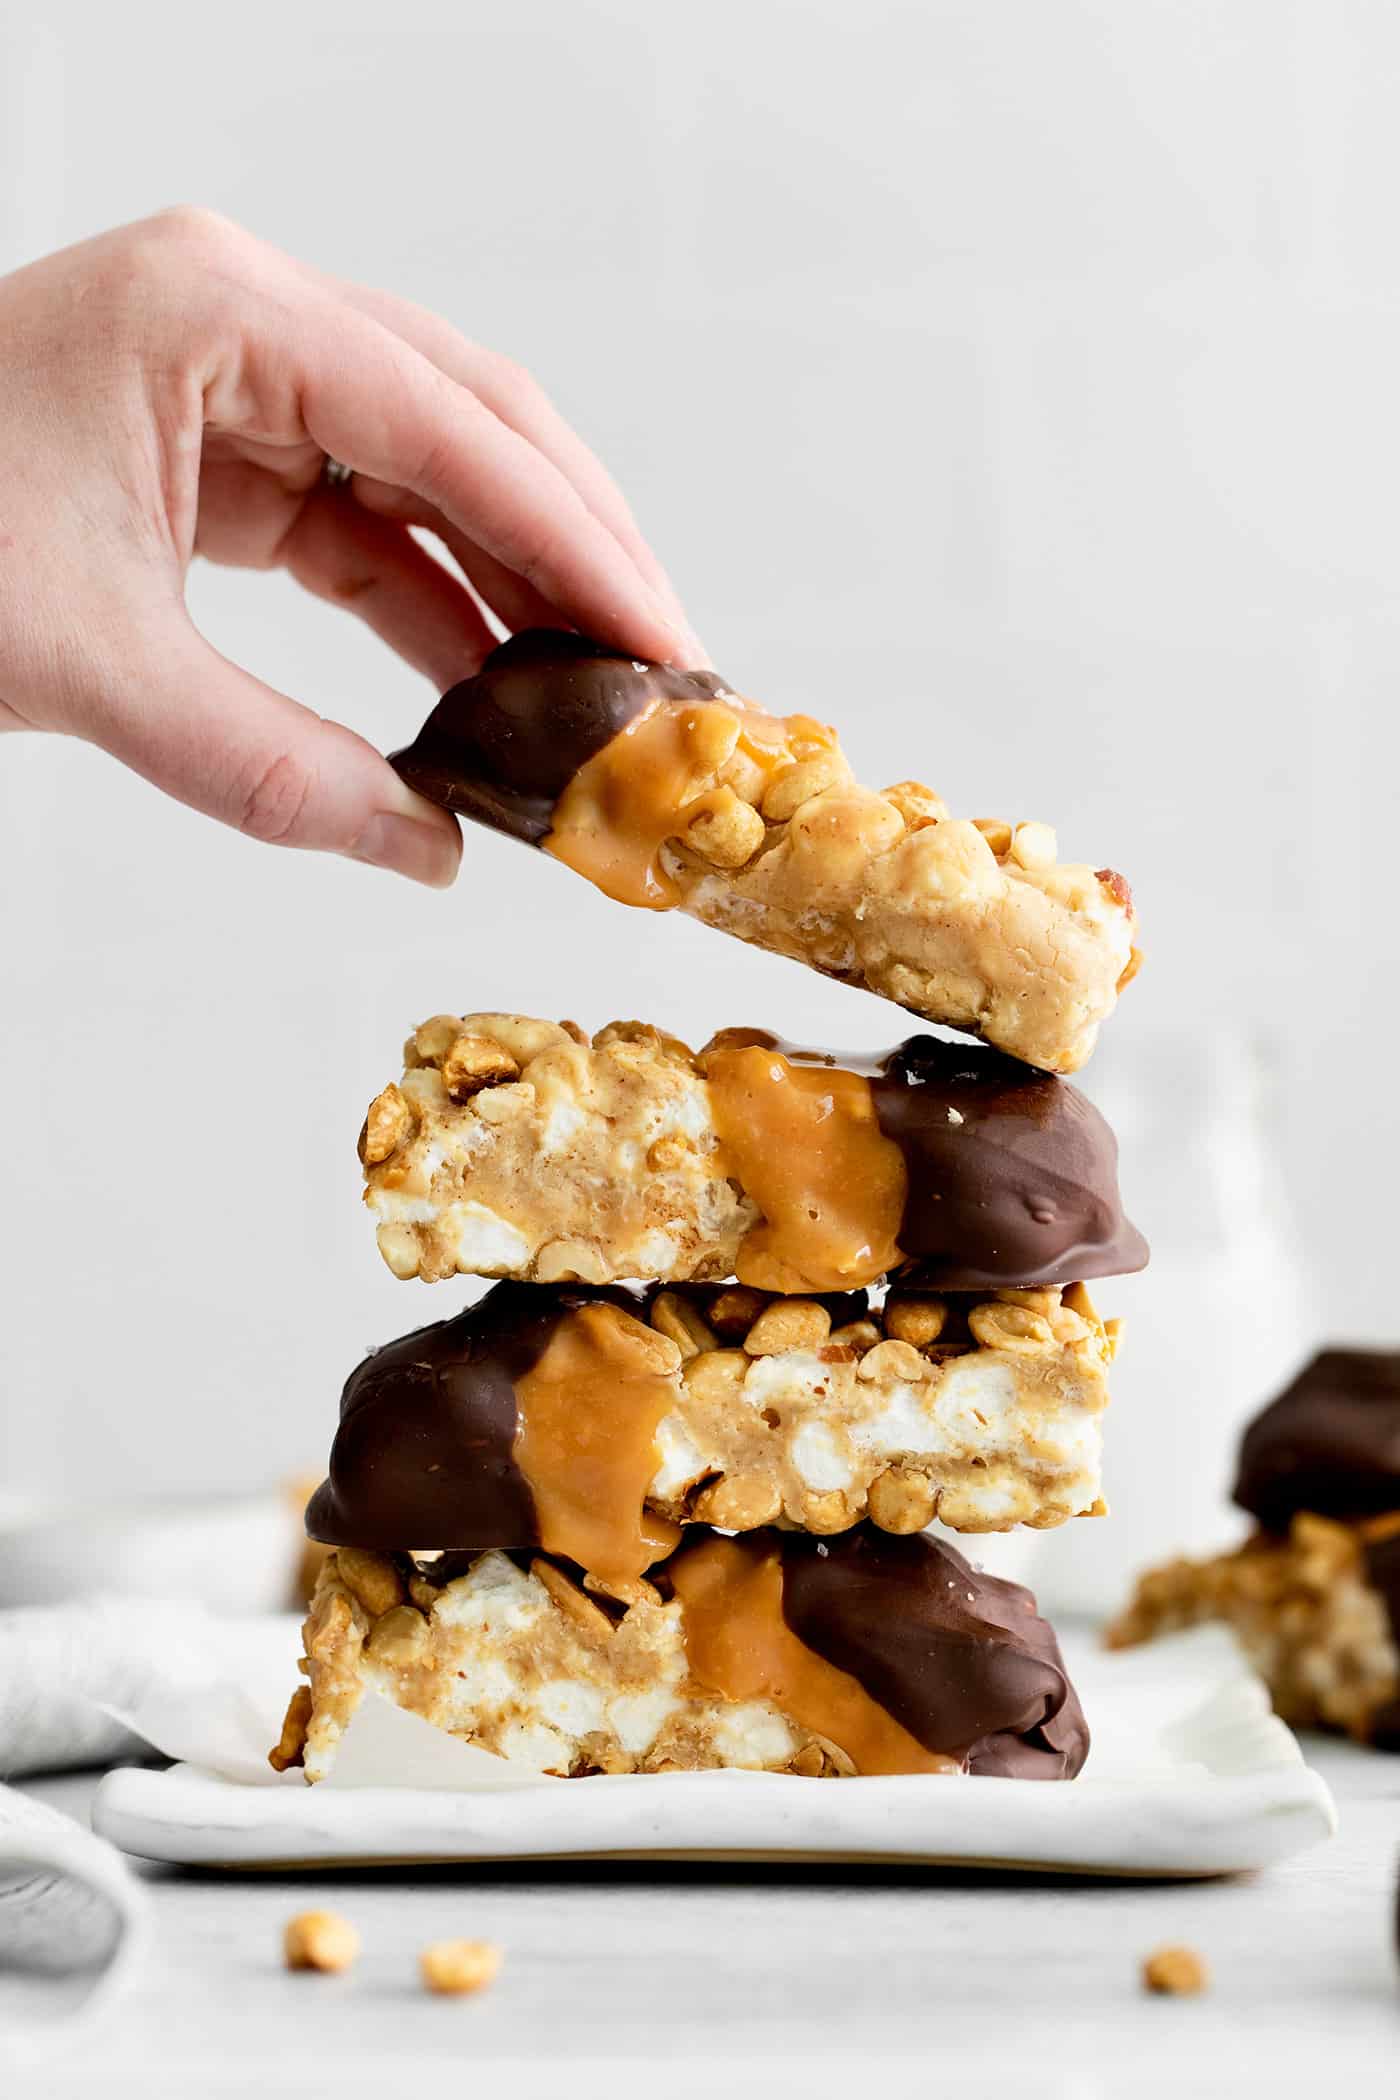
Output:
top-left (0, 208), bottom-right (701, 885)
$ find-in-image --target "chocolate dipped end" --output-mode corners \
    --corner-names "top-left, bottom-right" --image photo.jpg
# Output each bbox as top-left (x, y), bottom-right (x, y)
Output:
top-left (1233, 1349), bottom-right (1400, 1531)
top-left (776, 1527), bottom-right (1089, 1779)
top-left (307, 1283), bottom-right (637, 1550)
top-left (390, 629), bottom-right (730, 842)
top-left (872, 1035), bottom-right (1148, 1289)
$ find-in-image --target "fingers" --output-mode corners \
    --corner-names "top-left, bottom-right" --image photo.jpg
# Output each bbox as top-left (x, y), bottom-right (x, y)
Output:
top-left (72, 610), bottom-right (462, 885)
top-left (277, 484), bottom-right (498, 687)
top-left (280, 295), bottom-right (696, 666)
top-left (331, 278), bottom-right (698, 643)
top-left (345, 478), bottom-right (561, 640)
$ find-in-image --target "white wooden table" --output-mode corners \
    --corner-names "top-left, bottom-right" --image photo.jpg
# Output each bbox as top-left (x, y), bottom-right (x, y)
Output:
top-left (17, 1740), bottom-right (1398, 2100)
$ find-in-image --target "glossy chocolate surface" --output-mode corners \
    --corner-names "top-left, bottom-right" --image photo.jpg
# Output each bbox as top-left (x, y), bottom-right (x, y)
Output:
top-left (390, 629), bottom-right (730, 842)
top-left (306, 1284), bottom-right (612, 1549)
top-left (1233, 1349), bottom-right (1400, 1530)
top-left (872, 1035), bottom-right (1147, 1288)
top-left (774, 1526), bottom-right (1090, 1779)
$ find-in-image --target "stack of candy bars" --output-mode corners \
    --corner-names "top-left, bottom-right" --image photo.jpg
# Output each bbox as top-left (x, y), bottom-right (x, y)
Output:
top-left (1110, 1350), bottom-right (1400, 1748)
top-left (272, 634), bottom-right (1147, 1784)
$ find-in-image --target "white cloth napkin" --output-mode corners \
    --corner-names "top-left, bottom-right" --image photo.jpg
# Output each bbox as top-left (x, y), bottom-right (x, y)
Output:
top-left (0, 1598), bottom-right (276, 2062)
top-left (0, 1784), bottom-right (147, 2066)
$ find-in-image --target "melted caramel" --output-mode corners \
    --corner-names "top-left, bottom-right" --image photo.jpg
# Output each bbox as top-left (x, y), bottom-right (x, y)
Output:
top-left (544, 696), bottom-right (833, 910)
top-left (513, 1305), bottom-right (681, 1586)
top-left (670, 1535), bottom-right (954, 1775)
top-left (701, 1041), bottom-right (906, 1292)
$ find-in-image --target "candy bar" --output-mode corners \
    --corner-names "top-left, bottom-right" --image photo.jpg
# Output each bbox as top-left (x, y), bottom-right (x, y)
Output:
top-left (363, 1012), bottom-right (1146, 1292)
top-left (277, 1526), bottom-right (1089, 1783)
top-left (391, 633), bottom-right (1139, 1075)
top-left (306, 1279), bottom-right (1118, 1573)
top-left (1109, 1349), bottom-right (1400, 1746)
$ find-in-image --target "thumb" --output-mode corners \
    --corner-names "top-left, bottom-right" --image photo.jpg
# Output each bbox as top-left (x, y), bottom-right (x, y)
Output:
top-left (80, 619), bottom-right (462, 887)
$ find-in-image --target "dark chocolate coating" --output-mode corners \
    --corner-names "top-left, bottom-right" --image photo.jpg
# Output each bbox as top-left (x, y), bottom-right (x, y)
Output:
top-left (872, 1035), bottom-right (1147, 1288)
top-left (306, 1283), bottom-right (637, 1549)
top-left (1233, 1349), bottom-right (1400, 1531)
top-left (773, 1526), bottom-right (1090, 1779)
top-left (390, 629), bottom-right (731, 842)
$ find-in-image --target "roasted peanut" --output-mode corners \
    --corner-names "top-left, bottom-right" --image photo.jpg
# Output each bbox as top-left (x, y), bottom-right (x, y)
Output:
top-left (531, 1558), bottom-right (616, 1645)
top-left (335, 1547), bottom-right (404, 1619)
top-left (535, 1239), bottom-right (609, 1284)
top-left (691, 1473), bottom-right (783, 1530)
top-left (410, 1014), bottom-right (463, 1065)
top-left (1141, 1946), bottom-right (1208, 1996)
top-left (800, 1488), bottom-right (851, 1534)
top-left (268, 1686), bottom-right (312, 1773)
top-left (365, 1605), bottom-right (430, 1669)
top-left (472, 1081), bottom-right (534, 1125)
top-left (305, 1584), bottom-right (355, 1662)
top-left (972, 817), bottom-right (1013, 857)
top-left (375, 1221), bottom-right (422, 1280)
top-left (358, 1083), bottom-right (414, 1165)
top-left (884, 1295), bottom-right (948, 1348)
top-left (760, 751), bottom-right (851, 824)
top-left (882, 780), bottom-right (948, 830)
top-left (284, 1911), bottom-right (360, 1974)
top-left (857, 1338), bottom-right (931, 1383)
top-left (682, 1347), bottom-right (750, 1403)
top-left (442, 1033), bottom-right (520, 1100)
top-left (968, 1300), bottom-right (1056, 1353)
top-left (420, 1939), bottom-right (503, 1997)
top-left (682, 787), bottom-right (766, 867)
top-left (708, 1286), bottom-right (770, 1336)
top-left (828, 1318), bottom-right (881, 1355)
top-left (744, 1298), bottom-right (832, 1355)
top-left (867, 1466), bottom-right (937, 1534)
top-left (649, 1290), bottom-right (717, 1360)
top-left (1010, 820), bottom-right (1057, 870)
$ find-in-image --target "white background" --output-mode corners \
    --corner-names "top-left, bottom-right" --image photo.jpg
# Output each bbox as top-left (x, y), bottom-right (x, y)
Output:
top-left (2, 2), bottom-right (1397, 1601)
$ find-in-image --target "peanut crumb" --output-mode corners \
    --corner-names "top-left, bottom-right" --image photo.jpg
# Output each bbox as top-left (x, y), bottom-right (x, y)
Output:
top-left (650, 1289), bottom-right (717, 1360)
top-left (268, 1685), bottom-right (312, 1773)
top-left (1141, 1945), bottom-right (1208, 1996)
top-left (420, 1938), bottom-right (504, 1997)
top-left (284, 1910), bottom-right (360, 1974)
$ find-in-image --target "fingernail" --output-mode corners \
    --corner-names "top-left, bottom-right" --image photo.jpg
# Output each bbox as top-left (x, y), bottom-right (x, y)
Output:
top-left (349, 812), bottom-right (461, 888)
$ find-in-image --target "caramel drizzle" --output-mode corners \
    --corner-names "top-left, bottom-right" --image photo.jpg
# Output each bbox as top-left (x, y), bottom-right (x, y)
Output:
top-left (544, 695), bottom-right (833, 910)
top-left (670, 1535), bottom-right (955, 1775)
top-left (512, 1304), bottom-right (681, 1587)
top-left (701, 1040), bottom-right (907, 1292)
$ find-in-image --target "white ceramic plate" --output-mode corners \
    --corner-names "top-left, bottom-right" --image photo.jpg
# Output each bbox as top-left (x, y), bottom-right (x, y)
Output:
top-left (92, 1627), bottom-right (1337, 1879)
